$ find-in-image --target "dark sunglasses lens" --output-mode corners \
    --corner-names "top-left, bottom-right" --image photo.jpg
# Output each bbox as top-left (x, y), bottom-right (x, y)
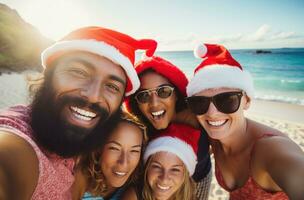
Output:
top-left (136, 91), bottom-right (150, 103)
top-left (157, 86), bottom-right (173, 98)
top-left (214, 92), bottom-right (241, 114)
top-left (187, 96), bottom-right (210, 115)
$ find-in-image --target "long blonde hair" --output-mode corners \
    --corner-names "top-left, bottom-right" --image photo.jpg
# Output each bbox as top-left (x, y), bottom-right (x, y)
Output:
top-left (79, 111), bottom-right (148, 196)
top-left (142, 155), bottom-right (196, 200)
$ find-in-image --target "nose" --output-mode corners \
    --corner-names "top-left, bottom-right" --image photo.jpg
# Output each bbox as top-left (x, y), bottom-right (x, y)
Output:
top-left (206, 102), bottom-right (219, 115)
top-left (159, 169), bottom-right (170, 182)
top-left (149, 91), bottom-right (160, 106)
top-left (80, 80), bottom-right (103, 103)
top-left (117, 151), bottom-right (128, 168)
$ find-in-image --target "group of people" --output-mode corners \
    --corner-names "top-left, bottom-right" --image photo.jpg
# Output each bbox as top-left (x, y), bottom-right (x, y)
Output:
top-left (0, 26), bottom-right (303, 200)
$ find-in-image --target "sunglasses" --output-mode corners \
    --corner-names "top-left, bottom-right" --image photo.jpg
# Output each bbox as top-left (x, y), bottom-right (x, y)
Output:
top-left (135, 85), bottom-right (175, 104)
top-left (186, 91), bottom-right (244, 115)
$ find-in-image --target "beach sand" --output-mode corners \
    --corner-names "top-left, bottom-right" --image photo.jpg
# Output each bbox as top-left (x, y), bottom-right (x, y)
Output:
top-left (1, 73), bottom-right (304, 200)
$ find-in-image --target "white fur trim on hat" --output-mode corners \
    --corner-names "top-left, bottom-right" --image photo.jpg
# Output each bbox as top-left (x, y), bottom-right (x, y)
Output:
top-left (41, 40), bottom-right (140, 96)
top-left (187, 64), bottom-right (254, 98)
top-left (143, 136), bottom-right (197, 176)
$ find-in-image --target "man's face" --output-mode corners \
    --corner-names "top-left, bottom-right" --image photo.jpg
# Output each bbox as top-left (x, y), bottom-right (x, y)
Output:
top-left (30, 51), bottom-right (127, 157)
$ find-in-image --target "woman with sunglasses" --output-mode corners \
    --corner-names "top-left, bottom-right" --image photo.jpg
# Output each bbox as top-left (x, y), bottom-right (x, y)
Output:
top-left (71, 112), bottom-right (148, 200)
top-left (186, 43), bottom-right (304, 199)
top-left (125, 56), bottom-right (212, 199)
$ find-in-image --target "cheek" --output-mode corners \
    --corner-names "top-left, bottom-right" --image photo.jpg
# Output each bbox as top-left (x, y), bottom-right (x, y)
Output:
top-left (100, 151), bottom-right (117, 168)
top-left (147, 169), bottom-right (157, 186)
top-left (129, 154), bottom-right (141, 169)
top-left (138, 104), bottom-right (149, 117)
top-left (196, 115), bottom-right (206, 126)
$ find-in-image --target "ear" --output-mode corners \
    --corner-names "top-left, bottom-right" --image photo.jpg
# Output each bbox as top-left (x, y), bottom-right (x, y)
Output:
top-left (243, 94), bottom-right (251, 110)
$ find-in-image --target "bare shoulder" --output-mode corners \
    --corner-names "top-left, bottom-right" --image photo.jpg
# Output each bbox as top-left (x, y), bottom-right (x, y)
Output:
top-left (251, 126), bottom-right (304, 198)
top-left (120, 186), bottom-right (138, 200)
top-left (0, 131), bottom-right (39, 199)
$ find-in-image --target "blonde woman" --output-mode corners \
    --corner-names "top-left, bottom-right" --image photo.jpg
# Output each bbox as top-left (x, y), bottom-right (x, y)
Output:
top-left (122, 123), bottom-right (200, 200)
top-left (72, 112), bottom-right (148, 200)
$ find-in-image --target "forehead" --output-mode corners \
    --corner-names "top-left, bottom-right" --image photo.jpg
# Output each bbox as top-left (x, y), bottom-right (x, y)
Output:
top-left (107, 122), bottom-right (143, 145)
top-left (195, 87), bottom-right (242, 96)
top-left (151, 152), bottom-right (183, 167)
top-left (139, 71), bottom-right (171, 89)
top-left (54, 51), bottom-right (126, 80)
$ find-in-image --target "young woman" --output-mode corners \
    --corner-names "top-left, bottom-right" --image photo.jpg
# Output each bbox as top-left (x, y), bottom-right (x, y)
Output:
top-left (186, 43), bottom-right (304, 199)
top-left (121, 123), bottom-right (200, 200)
top-left (71, 112), bottom-right (148, 200)
top-left (125, 56), bottom-right (212, 199)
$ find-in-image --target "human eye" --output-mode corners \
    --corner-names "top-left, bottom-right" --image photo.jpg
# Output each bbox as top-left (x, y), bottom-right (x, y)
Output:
top-left (151, 163), bottom-right (161, 169)
top-left (130, 149), bottom-right (141, 153)
top-left (171, 167), bottom-right (181, 173)
top-left (108, 146), bottom-right (120, 151)
top-left (105, 83), bottom-right (120, 93)
top-left (68, 68), bottom-right (89, 78)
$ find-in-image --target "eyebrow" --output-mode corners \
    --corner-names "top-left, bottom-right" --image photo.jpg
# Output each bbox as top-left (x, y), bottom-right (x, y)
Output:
top-left (68, 59), bottom-right (126, 86)
top-left (151, 160), bottom-right (183, 167)
top-left (107, 141), bottom-right (142, 148)
top-left (108, 74), bottom-right (126, 86)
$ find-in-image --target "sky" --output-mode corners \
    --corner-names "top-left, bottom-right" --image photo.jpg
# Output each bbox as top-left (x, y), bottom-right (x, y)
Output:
top-left (1, 0), bottom-right (304, 50)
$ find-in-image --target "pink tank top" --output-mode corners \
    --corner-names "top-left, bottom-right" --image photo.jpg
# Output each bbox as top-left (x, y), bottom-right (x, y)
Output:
top-left (0, 105), bottom-right (75, 200)
top-left (215, 134), bottom-right (289, 200)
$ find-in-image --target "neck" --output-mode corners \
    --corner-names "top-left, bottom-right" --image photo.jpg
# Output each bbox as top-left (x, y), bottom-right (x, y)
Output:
top-left (218, 118), bottom-right (251, 155)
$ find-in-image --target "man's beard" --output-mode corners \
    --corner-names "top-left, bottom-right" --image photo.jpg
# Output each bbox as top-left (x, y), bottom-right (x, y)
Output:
top-left (30, 76), bottom-right (122, 158)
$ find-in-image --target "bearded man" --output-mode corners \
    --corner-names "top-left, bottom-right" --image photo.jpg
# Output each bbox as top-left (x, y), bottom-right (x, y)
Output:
top-left (0, 26), bottom-right (156, 200)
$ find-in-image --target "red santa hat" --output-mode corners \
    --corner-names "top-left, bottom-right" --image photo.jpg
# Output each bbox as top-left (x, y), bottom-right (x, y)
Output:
top-left (143, 123), bottom-right (200, 176)
top-left (41, 26), bottom-right (157, 96)
top-left (187, 43), bottom-right (254, 98)
top-left (124, 56), bottom-right (188, 111)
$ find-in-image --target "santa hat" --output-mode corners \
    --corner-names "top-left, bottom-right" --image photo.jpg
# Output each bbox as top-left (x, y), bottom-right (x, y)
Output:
top-left (124, 56), bottom-right (188, 111)
top-left (143, 123), bottom-right (200, 176)
top-left (41, 26), bottom-right (157, 96)
top-left (187, 43), bottom-right (254, 98)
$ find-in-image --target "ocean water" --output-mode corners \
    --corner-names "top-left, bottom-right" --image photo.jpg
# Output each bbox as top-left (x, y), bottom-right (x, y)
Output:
top-left (0, 48), bottom-right (303, 109)
top-left (136, 48), bottom-right (304, 105)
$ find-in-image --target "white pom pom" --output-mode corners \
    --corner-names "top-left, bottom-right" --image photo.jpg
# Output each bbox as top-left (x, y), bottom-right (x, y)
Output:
top-left (194, 44), bottom-right (207, 58)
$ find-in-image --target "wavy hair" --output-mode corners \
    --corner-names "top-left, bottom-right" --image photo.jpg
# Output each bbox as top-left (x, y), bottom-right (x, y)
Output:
top-left (79, 111), bottom-right (148, 196)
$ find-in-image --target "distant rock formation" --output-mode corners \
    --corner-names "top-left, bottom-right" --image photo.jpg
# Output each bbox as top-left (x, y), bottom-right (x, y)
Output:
top-left (0, 3), bottom-right (53, 73)
top-left (255, 49), bottom-right (272, 54)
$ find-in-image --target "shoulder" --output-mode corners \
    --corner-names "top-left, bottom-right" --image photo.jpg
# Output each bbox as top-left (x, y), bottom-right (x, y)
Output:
top-left (0, 131), bottom-right (39, 199)
top-left (120, 186), bottom-right (138, 200)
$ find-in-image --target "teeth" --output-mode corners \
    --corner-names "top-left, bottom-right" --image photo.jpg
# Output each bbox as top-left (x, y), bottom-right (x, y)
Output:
top-left (73, 113), bottom-right (92, 121)
top-left (151, 110), bottom-right (165, 117)
top-left (157, 184), bottom-right (170, 190)
top-left (71, 106), bottom-right (97, 118)
top-left (114, 171), bottom-right (127, 176)
top-left (208, 120), bottom-right (226, 126)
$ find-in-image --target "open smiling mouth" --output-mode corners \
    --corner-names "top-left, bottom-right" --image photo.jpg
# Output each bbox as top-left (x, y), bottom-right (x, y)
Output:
top-left (207, 119), bottom-right (228, 127)
top-left (151, 110), bottom-right (165, 120)
top-left (70, 106), bottom-right (98, 121)
top-left (157, 183), bottom-right (170, 191)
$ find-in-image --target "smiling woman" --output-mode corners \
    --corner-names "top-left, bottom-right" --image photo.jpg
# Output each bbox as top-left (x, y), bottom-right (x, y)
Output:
top-left (71, 111), bottom-right (148, 200)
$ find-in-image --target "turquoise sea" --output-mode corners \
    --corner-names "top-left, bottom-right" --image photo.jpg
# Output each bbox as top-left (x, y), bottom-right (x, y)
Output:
top-left (137, 48), bottom-right (304, 105)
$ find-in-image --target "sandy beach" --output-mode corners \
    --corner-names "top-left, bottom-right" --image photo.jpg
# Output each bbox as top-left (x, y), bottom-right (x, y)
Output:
top-left (1, 73), bottom-right (303, 200)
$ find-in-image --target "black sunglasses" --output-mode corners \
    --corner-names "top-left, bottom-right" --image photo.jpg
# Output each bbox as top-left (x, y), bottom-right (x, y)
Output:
top-left (135, 85), bottom-right (175, 104)
top-left (186, 91), bottom-right (244, 115)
